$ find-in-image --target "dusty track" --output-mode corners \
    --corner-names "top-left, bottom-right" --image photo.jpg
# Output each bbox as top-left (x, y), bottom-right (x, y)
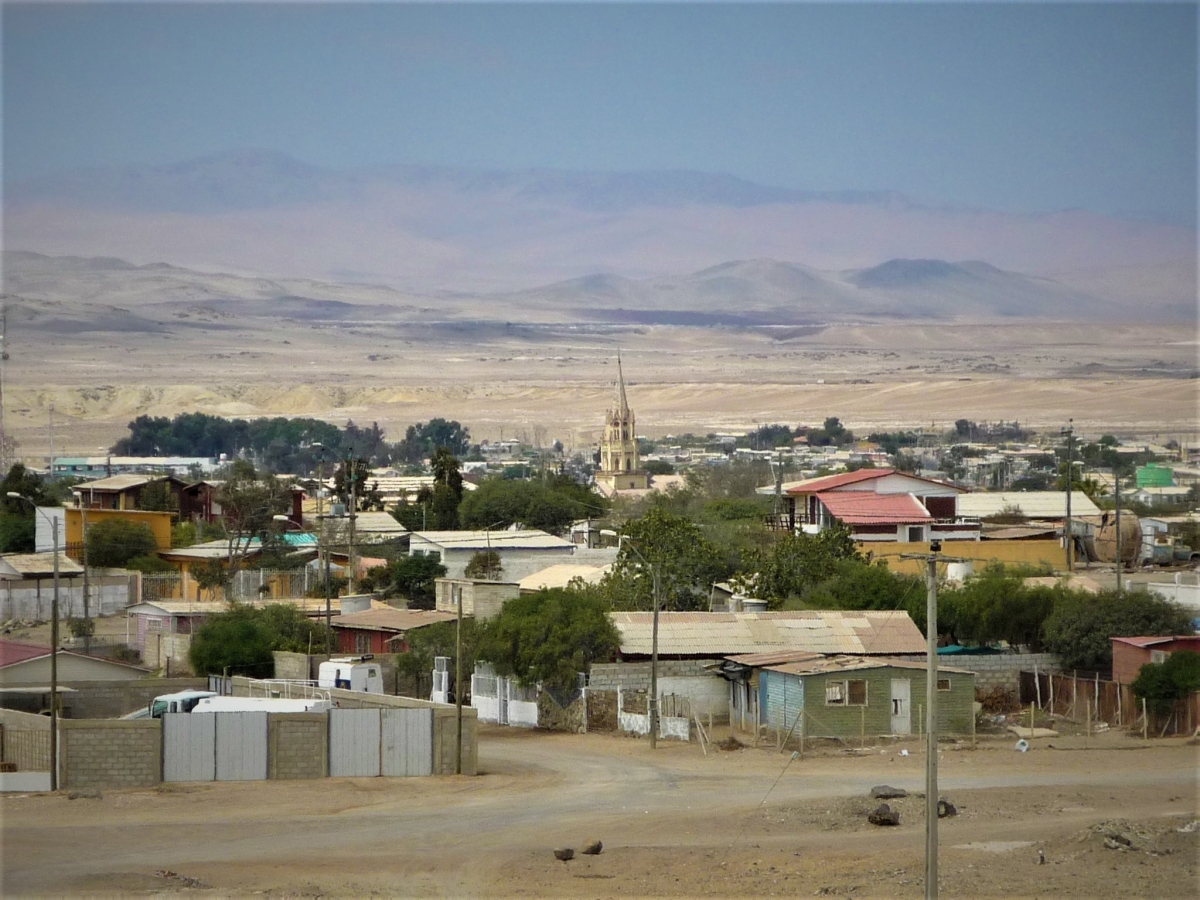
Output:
top-left (1, 728), bottom-right (1196, 897)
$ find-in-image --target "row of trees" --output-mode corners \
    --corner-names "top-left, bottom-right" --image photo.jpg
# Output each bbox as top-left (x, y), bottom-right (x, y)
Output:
top-left (111, 413), bottom-right (471, 473)
top-left (188, 588), bottom-right (621, 694)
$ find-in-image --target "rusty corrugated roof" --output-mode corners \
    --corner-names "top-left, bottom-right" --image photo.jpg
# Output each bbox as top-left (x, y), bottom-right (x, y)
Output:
top-left (764, 654), bottom-right (973, 676)
top-left (612, 610), bottom-right (925, 657)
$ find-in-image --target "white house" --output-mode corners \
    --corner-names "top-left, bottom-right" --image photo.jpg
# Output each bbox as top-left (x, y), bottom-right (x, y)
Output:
top-left (408, 529), bottom-right (578, 581)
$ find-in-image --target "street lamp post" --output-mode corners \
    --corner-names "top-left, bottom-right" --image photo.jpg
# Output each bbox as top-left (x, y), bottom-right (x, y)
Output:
top-left (9, 492), bottom-right (59, 790)
top-left (619, 536), bottom-right (661, 749)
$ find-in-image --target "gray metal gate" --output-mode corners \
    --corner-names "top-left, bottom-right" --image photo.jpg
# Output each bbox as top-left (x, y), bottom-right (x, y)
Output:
top-left (381, 708), bottom-right (433, 776)
top-left (163, 713), bottom-right (216, 782)
top-left (215, 712), bottom-right (268, 781)
top-left (329, 708), bottom-right (381, 777)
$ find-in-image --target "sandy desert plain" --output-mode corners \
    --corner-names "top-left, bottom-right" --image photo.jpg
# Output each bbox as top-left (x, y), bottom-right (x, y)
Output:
top-left (4, 286), bottom-right (1198, 458)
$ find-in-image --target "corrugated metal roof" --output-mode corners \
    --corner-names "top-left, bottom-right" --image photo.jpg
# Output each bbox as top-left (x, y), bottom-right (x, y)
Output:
top-left (763, 654), bottom-right (973, 677)
top-left (0, 553), bottom-right (85, 577)
top-left (332, 608), bottom-right (456, 632)
top-left (818, 492), bottom-right (932, 524)
top-left (349, 512), bottom-right (408, 534)
top-left (412, 530), bottom-right (574, 551)
top-left (77, 474), bottom-right (172, 491)
top-left (957, 491), bottom-right (1100, 519)
top-left (612, 610), bottom-right (925, 657)
top-left (1111, 635), bottom-right (1198, 649)
top-left (518, 564), bottom-right (609, 592)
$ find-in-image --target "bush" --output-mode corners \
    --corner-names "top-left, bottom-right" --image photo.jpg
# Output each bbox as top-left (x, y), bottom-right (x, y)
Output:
top-left (476, 589), bottom-right (619, 690)
top-left (385, 555), bottom-right (447, 609)
top-left (1041, 590), bottom-right (1194, 673)
top-left (86, 518), bottom-right (158, 568)
top-left (464, 550), bottom-right (503, 580)
top-left (188, 603), bottom-right (330, 676)
top-left (125, 554), bottom-right (175, 574)
top-left (66, 616), bottom-right (95, 639)
top-left (1131, 650), bottom-right (1200, 716)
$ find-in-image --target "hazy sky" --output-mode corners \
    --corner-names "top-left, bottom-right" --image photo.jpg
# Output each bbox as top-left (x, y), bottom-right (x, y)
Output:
top-left (4, 2), bottom-right (1197, 226)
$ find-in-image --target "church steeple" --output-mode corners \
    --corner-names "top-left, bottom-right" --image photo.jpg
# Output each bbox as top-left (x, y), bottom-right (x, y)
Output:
top-left (615, 350), bottom-right (630, 416)
top-left (597, 351), bottom-right (649, 491)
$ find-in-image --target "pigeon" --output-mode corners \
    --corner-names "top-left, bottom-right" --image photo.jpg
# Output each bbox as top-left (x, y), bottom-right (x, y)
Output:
top-left (1038, 850), bottom-right (1046, 865)
top-left (582, 840), bottom-right (603, 855)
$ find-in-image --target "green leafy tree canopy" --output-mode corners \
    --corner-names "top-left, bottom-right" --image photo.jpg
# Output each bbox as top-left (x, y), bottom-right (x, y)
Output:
top-left (86, 518), bottom-right (159, 568)
top-left (477, 589), bottom-right (620, 690)
top-left (387, 554), bottom-right (448, 609)
top-left (1041, 589), bottom-right (1193, 673)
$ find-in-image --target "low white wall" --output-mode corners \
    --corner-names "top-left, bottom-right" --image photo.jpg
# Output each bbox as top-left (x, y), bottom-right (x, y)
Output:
top-left (0, 772), bottom-right (52, 792)
top-left (616, 691), bottom-right (688, 741)
top-left (1, 576), bottom-right (131, 621)
top-left (1148, 582), bottom-right (1200, 611)
top-left (658, 676), bottom-right (728, 719)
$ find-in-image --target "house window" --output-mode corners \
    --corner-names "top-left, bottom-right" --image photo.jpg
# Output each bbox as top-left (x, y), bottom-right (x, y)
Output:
top-left (1150, 650), bottom-right (1171, 664)
top-left (907, 526), bottom-right (924, 542)
top-left (826, 679), bottom-right (868, 706)
top-left (355, 632), bottom-right (371, 654)
top-left (937, 678), bottom-right (951, 691)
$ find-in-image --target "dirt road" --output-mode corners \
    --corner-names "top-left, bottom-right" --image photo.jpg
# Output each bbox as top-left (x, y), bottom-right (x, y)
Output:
top-left (1, 729), bottom-right (1196, 897)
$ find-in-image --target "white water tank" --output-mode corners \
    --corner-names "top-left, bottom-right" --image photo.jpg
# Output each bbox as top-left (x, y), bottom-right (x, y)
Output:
top-left (945, 560), bottom-right (975, 584)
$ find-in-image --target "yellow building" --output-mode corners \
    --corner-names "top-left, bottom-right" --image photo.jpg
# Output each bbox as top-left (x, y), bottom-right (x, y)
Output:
top-left (65, 508), bottom-right (174, 562)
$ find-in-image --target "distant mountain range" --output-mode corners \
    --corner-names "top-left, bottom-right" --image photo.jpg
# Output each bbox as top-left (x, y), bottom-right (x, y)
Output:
top-left (0, 249), bottom-right (1140, 328)
top-left (4, 150), bottom-right (1195, 319)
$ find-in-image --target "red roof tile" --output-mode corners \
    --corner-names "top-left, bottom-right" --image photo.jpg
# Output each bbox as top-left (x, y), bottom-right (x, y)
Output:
top-left (818, 491), bottom-right (932, 524)
top-left (784, 469), bottom-right (896, 494)
top-left (1111, 635), bottom-right (1200, 649)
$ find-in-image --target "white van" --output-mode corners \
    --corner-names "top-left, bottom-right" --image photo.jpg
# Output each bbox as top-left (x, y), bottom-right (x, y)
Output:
top-left (318, 656), bottom-right (384, 694)
top-left (145, 690), bottom-right (218, 718)
top-left (193, 695), bottom-right (333, 714)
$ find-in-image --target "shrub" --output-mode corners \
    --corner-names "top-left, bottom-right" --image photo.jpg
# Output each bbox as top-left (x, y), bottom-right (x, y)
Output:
top-left (86, 518), bottom-right (158, 568)
top-left (1131, 650), bottom-right (1200, 716)
top-left (1041, 590), bottom-right (1193, 673)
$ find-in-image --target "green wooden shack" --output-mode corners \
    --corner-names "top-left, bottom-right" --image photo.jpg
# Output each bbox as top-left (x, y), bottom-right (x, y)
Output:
top-left (756, 655), bottom-right (975, 739)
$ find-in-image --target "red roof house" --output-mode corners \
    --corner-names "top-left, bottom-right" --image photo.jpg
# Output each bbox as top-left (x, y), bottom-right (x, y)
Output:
top-left (769, 469), bottom-right (977, 543)
top-left (1111, 635), bottom-right (1200, 685)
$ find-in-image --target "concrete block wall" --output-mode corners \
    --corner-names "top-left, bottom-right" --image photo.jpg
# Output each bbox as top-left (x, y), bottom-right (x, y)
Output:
top-left (272, 651), bottom-right (330, 681)
top-left (589, 659), bottom-right (722, 692)
top-left (951, 653), bottom-right (1060, 693)
top-left (60, 719), bottom-right (162, 789)
top-left (60, 677), bottom-right (207, 719)
top-left (231, 677), bottom-right (477, 776)
top-left (268, 713), bottom-right (327, 779)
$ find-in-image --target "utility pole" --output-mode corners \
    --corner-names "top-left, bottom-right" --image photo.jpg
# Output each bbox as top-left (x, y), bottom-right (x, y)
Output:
top-left (48, 404), bottom-right (55, 481)
top-left (923, 547), bottom-right (939, 900)
top-left (10, 494), bottom-right (59, 790)
top-left (347, 457), bottom-right (358, 595)
top-left (650, 564), bottom-right (661, 750)
top-left (323, 515), bottom-right (333, 654)
top-left (1114, 468), bottom-right (1123, 594)
top-left (73, 492), bottom-right (91, 655)
top-left (900, 541), bottom-right (961, 900)
top-left (455, 584), bottom-right (464, 775)
top-left (1062, 420), bottom-right (1075, 573)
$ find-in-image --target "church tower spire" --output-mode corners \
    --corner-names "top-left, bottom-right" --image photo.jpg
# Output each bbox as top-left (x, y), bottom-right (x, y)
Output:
top-left (597, 351), bottom-right (649, 492)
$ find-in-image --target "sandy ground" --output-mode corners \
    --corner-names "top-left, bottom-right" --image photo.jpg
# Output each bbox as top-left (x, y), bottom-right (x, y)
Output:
top-left (1, 727), bottom-right (1196, 898)
top-left (5, 318), bottom-right (1198, 459)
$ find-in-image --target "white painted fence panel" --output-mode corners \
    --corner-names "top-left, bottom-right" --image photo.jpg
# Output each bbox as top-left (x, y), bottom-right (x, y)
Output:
top-left (163, 712), bottom-right (215, 782)
top-left (329, 708), bottom-right (381, 777)
top-left (381, 708), bottom-right (433, 777)
top-left (215, 712), bottom-right (268, 781)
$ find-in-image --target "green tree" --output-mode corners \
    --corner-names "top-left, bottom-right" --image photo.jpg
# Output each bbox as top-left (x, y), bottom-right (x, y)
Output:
top-left (188, 604), bottom-right (277, 677)
top-left (464, 550), bottom-right (503, 580)
top-left (394, 618), bottom-right (484, 699)
top-left (214, 461), bottom-right (291, 598)
top-left (386, 554), bottom-right (448, 609)
top-left (644, 459), bottom-right (676, 475)
top-left (800, 559), bottom-right (926, 628)
top-left (1041, 590), bottom-right (1193, 673)
top-left (741, 523), bottom-right (862, 607)
top-left (0, 463), bottom-right (50, 552)
top-left (937, 564), bottom-right (1058, 649)
top-left (458, 477), bottom-right (602, 535)
top-left (602, 508), bottom-right (729, 611)
top-left (1131, 650), bottom-right (1200, 716)
top-left (333, 456), bottom-right (384, 511)
top-left (136, 479), bottom-right (176, 511)
top-left (477, 589), bottom-right (620, 690)
top-left (85, 519), bottom-right (159, 568)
